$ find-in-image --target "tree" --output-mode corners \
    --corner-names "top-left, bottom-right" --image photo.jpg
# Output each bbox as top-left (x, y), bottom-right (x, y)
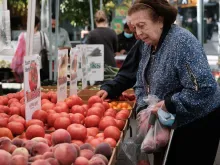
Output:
top-left (60, 0), bottom-right (117, 27)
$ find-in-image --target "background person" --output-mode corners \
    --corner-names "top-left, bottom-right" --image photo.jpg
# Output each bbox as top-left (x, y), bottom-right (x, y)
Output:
top-left (11, 16), bottom-right (50, 82)
top-left (86, 10), bottom-right (118, 67)
top-left (43, 14), bottom-right (71, 50)
top-left (116, 23), bottom-right (137, 55)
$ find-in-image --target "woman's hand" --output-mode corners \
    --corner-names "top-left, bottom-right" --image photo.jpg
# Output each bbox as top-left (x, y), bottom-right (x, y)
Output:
top-left (96, 90), bottom-right (108, 100)
top-left (151, 100), bottom-right (167, 114)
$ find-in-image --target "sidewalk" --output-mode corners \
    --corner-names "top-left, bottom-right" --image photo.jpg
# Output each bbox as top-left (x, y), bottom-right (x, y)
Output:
top-left (204, 32), bottom-right (219, 55)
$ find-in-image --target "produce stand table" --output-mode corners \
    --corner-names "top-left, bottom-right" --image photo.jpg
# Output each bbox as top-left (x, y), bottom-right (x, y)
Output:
top-left (77, 86), bottom-right (136, 165)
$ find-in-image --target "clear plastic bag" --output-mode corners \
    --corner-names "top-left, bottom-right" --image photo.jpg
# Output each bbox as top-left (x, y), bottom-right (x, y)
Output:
top-left (141, 119), bottom-right (170, 154)
top-left (121, 137), bottom-right (150, 165)
top-left (136, 95), bottom-right (160, 144)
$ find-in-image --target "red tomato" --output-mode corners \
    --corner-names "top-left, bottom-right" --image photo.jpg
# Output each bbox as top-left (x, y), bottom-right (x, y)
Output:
top-left (104, 108), bottom-right (117, 118)
top-left (104, 126), bottom-right (121, 141)
top-left (69, 113), bottom-right (85, 125)
top-left (54, 117), bottom-right (71, 130)
top-left (54, 106), bottom-right (69, 113)
top-left (67, 124), bottom-right (87, 141)
top-left (25, 119), bottom-right (44, 129)
top-left (42, 103), bottom-right (55, 111)
top-left (7, 121), bottom-right (24, 136)
top-left (104, 138), bottom-right (117, 147)
top-left (41, 99), bottom-right (50, 105)
top-left (0, 117), bottom-right (8, 127)
top-left (99, 116), bottom-right (117, 131)
top-left (87, 107), bottom-right (103, 118)
top-left (41, 92), bottom-right (49, 100)
top-left (102, 102), bottom-right (110, 110)
top-left (32, 110), bottom-right (48, 123)
top-left (69, 95), bottom-right (83, 106)
top-left (0, 128), bottom-right (13, 139)
top-left (26, 125), bottom-right (45, 139)
top-left (84, 115), bottom-right (100, 128)
top-left (85, 136), bottom-right (95, 143)
top-left (47, 113), bottom-right (60, 127)
top-left (8, 115), bottom-right (25, 126)
top-left (89, 138), bottom-right (102, 147)
top-left (59, 112), bottom-right (70, 118)
top-left (70, 105), bottom-right (86, 116)
top-left (92, 103), bottom-right (105, 114)
top-left (8, 98), bottom-right (19, 106)
top-left (86, 127), bottom-right (99, 137)
top-left (116, 112), bottom-right (129, 120)
top-left (115, 119), bottom-right (126, 130)
top-left (50, 93), bottom-right (57, 104)
top-left (87, 96), bottom-right (103, 107)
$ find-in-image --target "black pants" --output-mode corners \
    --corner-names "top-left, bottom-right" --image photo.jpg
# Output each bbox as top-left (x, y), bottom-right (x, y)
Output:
top-left (166, 109), bottom-right (220, 165)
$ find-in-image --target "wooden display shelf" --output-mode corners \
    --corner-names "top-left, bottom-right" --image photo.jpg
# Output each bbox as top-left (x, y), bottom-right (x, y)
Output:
top-left (108, 148), bottom-right (117, 165)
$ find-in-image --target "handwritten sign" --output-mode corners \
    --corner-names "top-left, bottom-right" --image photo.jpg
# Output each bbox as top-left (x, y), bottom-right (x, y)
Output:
top-left (57, 49), bottom-right (68, 102)
top-left (24, 55), bottom-right (41, 121)
top-left (70, 48), bottom-right (79, 95)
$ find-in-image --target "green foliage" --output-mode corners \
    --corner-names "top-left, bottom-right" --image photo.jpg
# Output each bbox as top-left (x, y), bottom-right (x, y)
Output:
top-left (60, 0), bottom-right (117, 27)
top-left (8, 0), bottom-right (27, 16)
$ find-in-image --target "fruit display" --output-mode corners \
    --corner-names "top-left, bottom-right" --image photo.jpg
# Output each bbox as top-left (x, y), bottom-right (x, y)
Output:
top-left (0, 90), bottom-right (133, 164)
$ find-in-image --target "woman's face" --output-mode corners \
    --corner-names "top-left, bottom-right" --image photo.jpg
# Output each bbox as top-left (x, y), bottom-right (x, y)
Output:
top-left (129, 10), bottom-right (163, 46)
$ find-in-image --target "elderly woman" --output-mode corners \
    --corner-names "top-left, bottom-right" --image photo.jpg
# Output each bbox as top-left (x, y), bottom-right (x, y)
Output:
top-left (97, 0), bottom-right (220, 164)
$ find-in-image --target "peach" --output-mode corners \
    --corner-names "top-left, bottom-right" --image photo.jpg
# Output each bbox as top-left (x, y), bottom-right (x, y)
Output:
top-left (29, 155), bottom-right (43, 162)
top-left (31, 142), bottom-right (50, 156)
top-left (11, 155), bottom-right (28, 165)
top-left (51, 129), bottom-right (71, 145)
top-left (12, 147), bottom-right (29, 160)
top-left (31, 137), bottom-right (48, 144)
top-left (46, 158), bottom-right (60, 165)
top-left (0, 137), bottom-right (12, 152)
top-left (75, 157), bottom-right (89, 165)
top-left (43, 152), bottom-right (54, 159)
top-left (9, 145), bottom-right (17, 154)
top-left (80, 149), bottom-right (94, 160)
top-left (26, 125), bottom-right (45, 139)
top-left (80, 143), bottom-right (94, 152)
top-left (44, 134), bottom-right (52, 146)
top-left (22, 140), bottom-right (37, 153)
top-left (0, 149), bottom-right (12, 164)
top-left (12, 138), bottom-right (24, 147)
top-left (92, 154), bottom-right (108, 165)
top-left (54, 143), bottom-right (77, 165)
top-left (32, 159), bottom-right (50, 165)
top-left (88, 157), bottom-right (105, 165)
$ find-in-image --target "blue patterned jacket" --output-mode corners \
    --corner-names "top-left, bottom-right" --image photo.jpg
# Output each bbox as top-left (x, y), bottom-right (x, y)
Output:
top-left (134, 24), bottom-right (220, 127)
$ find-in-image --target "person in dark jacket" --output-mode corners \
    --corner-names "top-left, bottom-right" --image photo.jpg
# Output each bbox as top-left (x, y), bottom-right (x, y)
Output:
top-left (116, 23), bottom-right (137, 55)
top-left (86, 10), bottom-right (117, 67)
top-left (97, 0), bottom-right (220, 165)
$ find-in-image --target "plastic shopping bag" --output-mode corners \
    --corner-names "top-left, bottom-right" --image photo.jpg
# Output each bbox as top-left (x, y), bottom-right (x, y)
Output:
top-left (11, 32), bottom-right (26, 74)
top-left (121, 137), bottom-right (150, 165)
top-left (136, 95), bottom-right (160, 144)
top-left (141, 119), bottom-right (170, 154)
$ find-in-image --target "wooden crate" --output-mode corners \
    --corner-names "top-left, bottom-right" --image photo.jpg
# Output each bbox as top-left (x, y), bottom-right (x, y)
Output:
top-left (108, 148), bottom-right (117, 165)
